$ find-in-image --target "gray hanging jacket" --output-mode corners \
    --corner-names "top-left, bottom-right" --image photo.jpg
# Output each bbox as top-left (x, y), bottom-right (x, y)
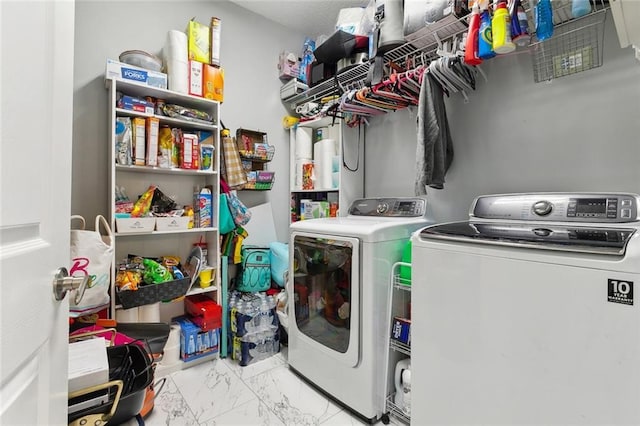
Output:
top-left (414, 72), bottom-right (454, 195)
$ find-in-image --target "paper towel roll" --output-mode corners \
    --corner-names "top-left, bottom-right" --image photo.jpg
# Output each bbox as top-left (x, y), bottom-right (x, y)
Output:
top-left (314, 139), bottom-right (336, 189)
top-left (160, 344), bottom-right (180, 366)
top-left (166, 59), bottom-right (189, 94)
top-left (295, 158), bottom-right (313, 189)
top-left (295, 127), bottom-right (313, 159)
top-left (165, 30), bottom-right (188, 60)
top-left (166, 324), bottom-right (181, 348)
top-left (138, 302), bottom-right (160, 322)
top-left (116, 307), bottom-right (139, 323)
top-left (164, 30), bottom-right (189, 94)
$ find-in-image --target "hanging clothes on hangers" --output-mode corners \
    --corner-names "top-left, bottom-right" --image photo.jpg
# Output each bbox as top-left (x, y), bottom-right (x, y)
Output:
top-left (414, 70), bottom-right (454, 194)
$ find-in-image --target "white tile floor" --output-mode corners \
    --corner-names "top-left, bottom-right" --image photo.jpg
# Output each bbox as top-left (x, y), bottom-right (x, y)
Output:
top-left (138, 348), bottom-right (394, 426)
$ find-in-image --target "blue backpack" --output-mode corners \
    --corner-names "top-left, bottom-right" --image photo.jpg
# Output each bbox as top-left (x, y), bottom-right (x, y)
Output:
top-left (236, 246), bottom-right (271, 292)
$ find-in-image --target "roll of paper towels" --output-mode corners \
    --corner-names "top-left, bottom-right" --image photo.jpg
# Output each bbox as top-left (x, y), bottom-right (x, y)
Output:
top-left (164, 30), bottom-right (189, 94)
top-left (138, 302), bottom-right (160, 322)
top-left (116, 307), bottom-right (139, 323)
top-left (166, 59), bottom-right (189, 94)
top-left (314, 138), bottom-right (336, 190)
top-left (295, 127), bottom-right (313, 159)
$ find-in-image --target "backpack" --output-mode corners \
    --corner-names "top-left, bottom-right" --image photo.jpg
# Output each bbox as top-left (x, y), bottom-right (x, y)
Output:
top-left (236, 246), bottom-right (271, 292)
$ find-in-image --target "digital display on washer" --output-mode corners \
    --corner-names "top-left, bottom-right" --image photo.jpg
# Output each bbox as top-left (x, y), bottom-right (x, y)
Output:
top-left (396, 201), bottom-right (414, 213)
top-left (576, 198), bottom-right (607, 214)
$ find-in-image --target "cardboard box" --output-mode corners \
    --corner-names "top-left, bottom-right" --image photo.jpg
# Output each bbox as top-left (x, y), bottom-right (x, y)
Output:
top-left (174, 316), bottom-right (219, 362)
top-left (115, 217), bottom-right (156, 234)
top-left (145, 117), bottom-right (159, 166)
top-left (391, 317), bottom-right (411, 346)
top-left (188, 60), bottom-right (203, 97)
top-left (203, 64), bottom-right (223, 102)
top-left (68, 338), bottom-right (109, 393)
top-left (210, 17), bottom-right (221, 66)
top-left (106, 59), bottom-right (167, 89)
top-left (155, 216), bottom-right (190, 231)
top-left (181, 133), bottom-right (199, 169)
top-left (131, 117), bottom-right (146, 166)
top-left (186, 20), bottom-right (210, 64)
top-left (117, 95), bottom-right (154, 115)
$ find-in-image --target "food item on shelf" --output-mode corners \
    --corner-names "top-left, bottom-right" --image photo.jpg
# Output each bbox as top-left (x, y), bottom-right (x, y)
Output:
top-left (115, 117), bottom-right (133, 165)
top-left (162, 103), bottom-right (213, 124)
top-left (142, 258), bottom-right (173, 284)
top-left (158, 126), bottom-right (174, 168)
top-left (131, 185), bottom-right (156, 217)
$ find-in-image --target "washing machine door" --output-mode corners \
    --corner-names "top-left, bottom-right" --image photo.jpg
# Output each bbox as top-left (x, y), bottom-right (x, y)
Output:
top-left (289, 232), bottom-right (360, 367)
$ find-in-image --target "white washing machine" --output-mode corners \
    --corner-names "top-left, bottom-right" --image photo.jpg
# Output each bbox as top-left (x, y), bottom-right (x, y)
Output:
top-left (411, 192), bottom-right (640, 425)
top-left (288, 197), bottom-right (432, 423)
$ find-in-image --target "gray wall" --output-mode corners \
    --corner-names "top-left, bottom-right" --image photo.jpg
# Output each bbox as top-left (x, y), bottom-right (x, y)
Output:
top-left (364, 12), bottom-right (640, 222)
top-left (74, 5), bottom-right (640, 241)
top-left (73, 0), bottom-right (303, 242)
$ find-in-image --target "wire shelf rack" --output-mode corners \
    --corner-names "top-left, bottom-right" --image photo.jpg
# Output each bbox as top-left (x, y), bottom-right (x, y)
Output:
top-left (530, 7), bottom-right (607, 82)
top-left (386, 393), bottom-right (411, 424)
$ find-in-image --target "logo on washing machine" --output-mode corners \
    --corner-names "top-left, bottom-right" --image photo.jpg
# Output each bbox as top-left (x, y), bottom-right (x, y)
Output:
top-left (607, 279), bottom-right (633, 305)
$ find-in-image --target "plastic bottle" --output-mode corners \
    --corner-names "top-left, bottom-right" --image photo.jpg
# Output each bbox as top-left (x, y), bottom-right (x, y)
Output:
top-left (464, 2), bottom-right (483, 66)
top-left (535, 0), bottom-right (554, 41)
top-left (571, 0), bottom-right (591, 19)
top-left (492, 2), bottom-right (516, 54)
top-left (478, 3), bottom-right (496, 60)
top-left (510, 0), bottom-right (531, 47)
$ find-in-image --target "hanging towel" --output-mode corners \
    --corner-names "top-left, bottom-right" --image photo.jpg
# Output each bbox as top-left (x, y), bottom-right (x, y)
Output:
top-left (414, 72), bottom-right (454, 194)
top-left (221, 132), bottom-right (247, 189)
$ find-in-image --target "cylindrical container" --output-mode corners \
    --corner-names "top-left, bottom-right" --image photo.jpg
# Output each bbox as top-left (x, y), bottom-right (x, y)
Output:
top-left (199, 267), bottom-right (214, 288)
top-left (378, 0), bottom-right (405, 53)
top-left (492, 2), bottom-right (516, 54)
top-left (164, 30), bottom-right (189, 94)
top-left (138, 302), bottom-right (161, 322)
top-left (295, 127), bottom-right (313, 159)
top-left (571, 0), bottom-right (592, 18)
top-left (200, 144), bottom-right (214, 171)
top-left (535, 0), bottom-right (554, 41)
top-left (115, 307), bottom-right (139, 323)
top-left (478, 7), bottom-right (497, 60)
top-left (510, 0), bottom-right (531, 47)
top-left (295, 158), bottom-right (313, 189)
top-left (464, 2), bottom-right (483, 66)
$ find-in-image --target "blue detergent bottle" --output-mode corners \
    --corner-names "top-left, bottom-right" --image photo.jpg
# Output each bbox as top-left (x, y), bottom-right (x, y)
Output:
top-left (478, 4), bottom-right (497, 60)
top-left (535, 0), bottom-right (554, 41)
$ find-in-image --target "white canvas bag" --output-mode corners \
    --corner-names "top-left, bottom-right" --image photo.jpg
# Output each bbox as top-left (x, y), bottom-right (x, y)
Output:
top-left (69, 215), bottom-right (114, 317)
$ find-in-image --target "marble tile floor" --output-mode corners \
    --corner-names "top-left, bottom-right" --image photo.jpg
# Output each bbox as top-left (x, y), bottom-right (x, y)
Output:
top-left (129, 348), bottom-right (402, 426)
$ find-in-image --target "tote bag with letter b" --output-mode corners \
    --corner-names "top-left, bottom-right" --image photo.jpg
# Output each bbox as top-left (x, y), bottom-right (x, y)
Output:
top-left (69, 215), bottom-right (114, 317)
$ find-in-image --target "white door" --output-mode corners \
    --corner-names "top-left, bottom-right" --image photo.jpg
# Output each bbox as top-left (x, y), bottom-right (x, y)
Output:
top-left (0, 1), bottom-right (75, 424)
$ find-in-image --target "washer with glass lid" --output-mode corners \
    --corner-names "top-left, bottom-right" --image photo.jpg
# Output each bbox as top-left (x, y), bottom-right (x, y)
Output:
top-left (410, 192), bottom-right (640, 425)
top-left (287, 197), bottom-right (432, 424)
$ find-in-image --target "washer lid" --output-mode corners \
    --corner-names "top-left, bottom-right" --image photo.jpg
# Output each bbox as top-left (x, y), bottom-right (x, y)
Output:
top-left (291, 216), bottom-right (432, 242)
top-left (418, 221), bottom-right (637, 256)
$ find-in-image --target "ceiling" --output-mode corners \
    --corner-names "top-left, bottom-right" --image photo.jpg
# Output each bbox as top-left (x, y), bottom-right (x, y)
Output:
top-left (229, 0), bottom-right (371, 38)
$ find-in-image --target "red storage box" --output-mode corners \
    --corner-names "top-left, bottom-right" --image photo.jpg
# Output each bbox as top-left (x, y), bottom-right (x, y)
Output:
top-left (185, 295), bottom-right (222, 331)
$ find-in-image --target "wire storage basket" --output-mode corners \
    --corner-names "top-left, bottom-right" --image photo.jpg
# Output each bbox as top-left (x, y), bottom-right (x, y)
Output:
top-left (529, 7), bottom-right (607, 83)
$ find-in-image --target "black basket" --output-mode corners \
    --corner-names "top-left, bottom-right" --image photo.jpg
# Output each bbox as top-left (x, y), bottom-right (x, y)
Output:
top-left (116, 277), bottom-right (190, 309)
top-left (68, 343), bottom-right (153, 425)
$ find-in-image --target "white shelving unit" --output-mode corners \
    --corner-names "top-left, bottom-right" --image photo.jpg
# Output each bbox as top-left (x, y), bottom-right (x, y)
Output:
top-left (383, 261), bottom-right (412, 425)
top-left (288, 116), bottom-right (364, 222)
top-left (106, 78), bottom-right (221, 343)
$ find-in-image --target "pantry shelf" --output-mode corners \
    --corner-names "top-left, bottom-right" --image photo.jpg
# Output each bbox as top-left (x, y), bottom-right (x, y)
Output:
top-left (115, 227), bottom-right (218, 237)
top-left (115, 164), bottom-right (217, 176)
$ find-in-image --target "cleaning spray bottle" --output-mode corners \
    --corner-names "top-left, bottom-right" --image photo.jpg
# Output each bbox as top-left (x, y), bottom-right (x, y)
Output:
top-left (492, 1), bottom-right (516, 54)
top-left (464, 1), bottom-right (483, 65)
top-left (478, 0), bottom-right (496, 60)
top-left (571, 0), bottom-right (592, 19)
top-left (535, 0), bottom-right (554, 41)
top-left (510, 0), bottom-right (531, 47)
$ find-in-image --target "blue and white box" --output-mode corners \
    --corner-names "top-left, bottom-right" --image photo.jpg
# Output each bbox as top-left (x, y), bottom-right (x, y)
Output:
top-left (106, 59), bottom-right (168, 89)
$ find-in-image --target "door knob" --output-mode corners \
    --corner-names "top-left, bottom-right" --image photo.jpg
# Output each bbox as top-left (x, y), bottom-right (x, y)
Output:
top-left (52, 267), bottom-right (90, 304)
